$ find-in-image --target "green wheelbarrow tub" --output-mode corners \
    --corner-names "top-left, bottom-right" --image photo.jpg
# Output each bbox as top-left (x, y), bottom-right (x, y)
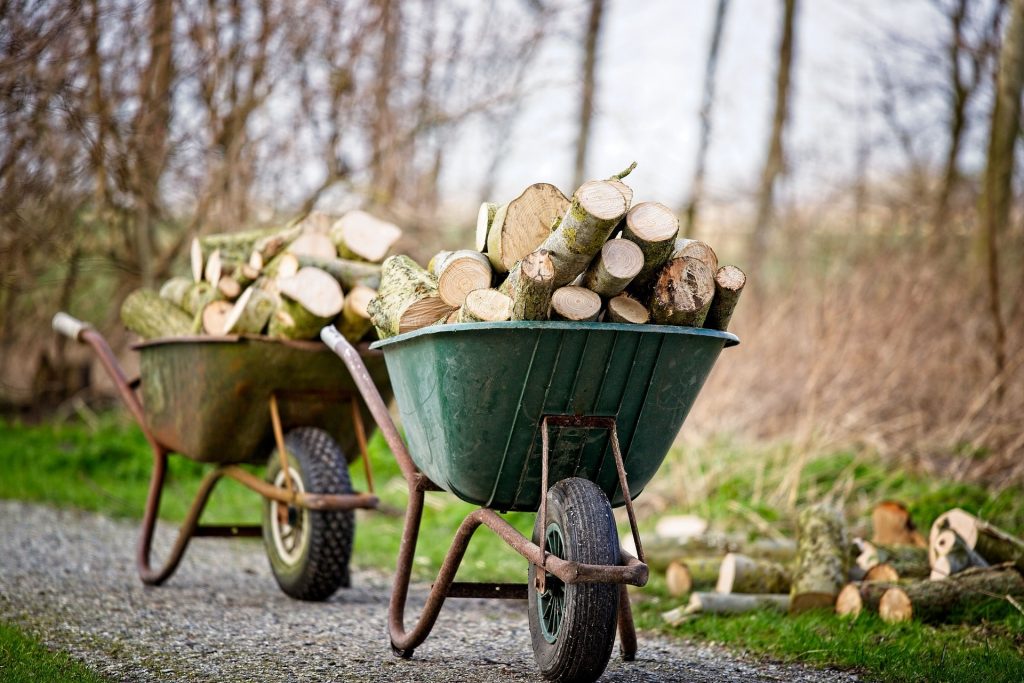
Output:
top-left (132, 335), bottom-right (392, 464)
top-left (371, 321), bottom-right (738, 512)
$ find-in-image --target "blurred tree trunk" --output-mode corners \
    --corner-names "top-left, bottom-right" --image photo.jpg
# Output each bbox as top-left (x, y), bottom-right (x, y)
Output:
top-left (573, 0), bottom-right (605, 190)
top-left (684, 0), bottom-right (730, 238)
top-left (749, 0), bottom-right (798, 280)
top-left (370, 0), bottom-right (402, 207)
top-left (980, 0), bottom-right (1024, 404)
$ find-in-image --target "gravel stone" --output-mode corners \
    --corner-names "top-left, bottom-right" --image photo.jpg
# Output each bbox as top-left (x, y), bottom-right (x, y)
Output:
top-left (0, 501), bottom-right (859, 682)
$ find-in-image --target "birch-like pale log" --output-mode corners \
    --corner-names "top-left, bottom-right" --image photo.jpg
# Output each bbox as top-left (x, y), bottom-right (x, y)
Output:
top-left (703, 265), bottom-right (746, 331)
top-left (715, 553), bottom-right (791, 594)
top-left (582, 238), bottom-right (643, 297)
top-left (487, 184), bottom-right (570, 273)
top-left (550, 286), bottom-right (601, 321)
top-left (538, 180), bottom-right (629, 286)
top-left (368, 255), bottom-right (453, 338)
top-left (790, 503), bottom-right (849, 613)
top-left (853, 539), bottom-right (930, 579)
top-left (121, 289), bottom-right (193, 339)
top-left (649, 257), bottom-right (716, 326)
top-left (620, 202), bottom-right (679, 295)
top-left (665, 592), bottom-right (789, 623)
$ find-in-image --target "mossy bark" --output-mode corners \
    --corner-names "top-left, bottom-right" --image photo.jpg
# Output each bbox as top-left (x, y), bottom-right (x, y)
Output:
top-left (537, 180), bottom-right (628, 286)
top-left (879, 564), bottom-right (1024, 623)
top-left (367, 255), bottom-right (450, 338)
top-left (268, 297), bottom-right (331, 340)
top-left (224, 286), bottom-right (276, 335)
top-left (503, 249), bottom-right (554, 320)
top-left (120, 289), bottom-right (193, 339)
top-left (790, 503), bottom-right (849, 613)
top-left (620, 203), bottom-right (679, 295)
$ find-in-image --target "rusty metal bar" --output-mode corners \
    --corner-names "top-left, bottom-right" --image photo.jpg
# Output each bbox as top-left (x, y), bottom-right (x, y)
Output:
top-left (442, 583), bottom-right (528, 600)
top-left (221, 466), bottom-right (378, 511)
top-left (268, 394), bottom-right (293, 497)
top-left (193, 525), bottom-right (262, 537)
top-left (617, 584), bottom-right (638, 661)
top-left (537, 417), bottom-right (551, 594)
top-left (609, 422), bottom-right (644, 564)
top-left (351, 398), bottom-right (375, 494)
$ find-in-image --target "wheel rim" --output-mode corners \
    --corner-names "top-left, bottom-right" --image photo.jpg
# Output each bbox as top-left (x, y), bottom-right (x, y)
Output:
top-left (269, 466), bottom-right (309, 565)
top-left (537, 522), bottom-right (566, 644)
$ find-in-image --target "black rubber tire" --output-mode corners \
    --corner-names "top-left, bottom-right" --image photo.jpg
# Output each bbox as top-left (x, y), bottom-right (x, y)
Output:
top-left (262, 427), bottom-right (355, 601)
top-left (528, 477), bottom-right (620, 683)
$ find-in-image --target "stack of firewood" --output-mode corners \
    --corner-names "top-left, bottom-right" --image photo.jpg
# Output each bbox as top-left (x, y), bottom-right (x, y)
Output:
top-left (120, 211), bottom-right (399, 343)
top-left (656, 501), bottom-right (1024, 625)
top-left (368, 164), bottom-right (746, 338)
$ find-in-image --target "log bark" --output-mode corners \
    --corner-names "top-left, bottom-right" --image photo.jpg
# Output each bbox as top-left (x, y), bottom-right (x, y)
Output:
top-left (879, 564), bottom-right (1024, 623)
top-left (268, 267), bottom-right (346, 340)
top-left (677, 592), bottom-right (790, 618)
top-left (476, 202), bottom-right (498, 252)
top-left (703, 265), bottom-right (746, 331)
top-left (929, 508), bottom-right (1024, 571)
top-left (872, 500), bottom-right (927, 547)
top-left (368, 256), bottom-right (453, 338)
top-left (457, 288), bottom-right (512, 323)
top-left (537, 180), bottom-right (628, 286)
top-left (649, 257), bottom-right (716, 327)
top-left (854, 539), bottom-right (930, 579)
top-left (434, 250), bottom-right (493, 307)
top-left (835, 581), bottom-right (890, 618)
top-left (223, 285), bottom-right (276, 335)
top-left (337, 284), bottom-right (376, 343)
top-left (503, 249), bottom-right (554, 321)
top-left (715, 552), bottom-right (790, 594)
top-left (632, 535), bottom-right (796, 572)
top-left (864, 563), bottom-right (900, 582)
top-left (486, 183), bottom-right (571, 273)
top-left (582, 238), bottom-right (643, 297)
top-left (606, 294), bottom-right (649, 324)
top-left (550, 286), bottom-right (601, 322)
top-left (330, 210), bottom-right (402, 263)
top-left (673, 238), bottom-right (719, 272)
top-left (268, 298), bottom-right (332, 340)
top-left (620, 202), bottom-right (679, 295)
top-left (930, 529), bottom-right (989, 579)
top-left (295, 255), bottom-right (382, 290)
top-left (120, 289), bottom-right (194, 339)
top-left (159, 277), bottom-right (194, 309)
top-left (790, 503), bottom-right (849, 613)
top-left (201, 300), bottom-right (233, 336)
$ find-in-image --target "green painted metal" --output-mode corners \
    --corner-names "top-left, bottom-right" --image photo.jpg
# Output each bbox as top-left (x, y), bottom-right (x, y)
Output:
top-left (371, 321), bottom-right (738, 511)
top-left (134, 336), bottom-right (392, 464)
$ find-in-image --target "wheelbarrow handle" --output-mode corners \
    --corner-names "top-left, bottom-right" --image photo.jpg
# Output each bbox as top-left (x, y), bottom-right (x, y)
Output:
top-left (52, 312), bottom-right (93, 341)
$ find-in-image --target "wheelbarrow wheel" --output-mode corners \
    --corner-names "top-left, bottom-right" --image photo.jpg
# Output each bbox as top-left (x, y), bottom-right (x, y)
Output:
top-left (262, 427), bottom-right (355, 601)
top-left (528, 477), bottom-right (619, 683)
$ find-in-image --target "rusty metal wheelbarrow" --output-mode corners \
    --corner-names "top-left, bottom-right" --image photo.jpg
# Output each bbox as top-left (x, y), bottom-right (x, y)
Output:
top-left (322, 320), bottom-right (738, 682)
top-left (52, 312), bottom-right (390, 601)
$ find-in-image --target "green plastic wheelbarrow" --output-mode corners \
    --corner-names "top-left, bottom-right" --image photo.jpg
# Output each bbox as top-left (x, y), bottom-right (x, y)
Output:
top-left (322, 320), bottom-right (738, 683)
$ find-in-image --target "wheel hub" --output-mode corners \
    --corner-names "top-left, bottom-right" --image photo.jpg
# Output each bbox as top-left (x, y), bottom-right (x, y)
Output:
top-left (537, 523), bottom-right (565, 644)
top-left (269, 467), bottom-right (308, 565)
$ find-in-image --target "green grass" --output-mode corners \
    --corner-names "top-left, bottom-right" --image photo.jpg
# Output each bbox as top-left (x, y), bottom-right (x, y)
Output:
top-left (0, 621), bottom-right (106, 682)
top-left (2, 415), bottom-right (1023, 681)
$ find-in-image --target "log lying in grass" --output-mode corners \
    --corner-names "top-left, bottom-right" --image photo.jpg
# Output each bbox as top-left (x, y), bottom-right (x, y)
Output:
top-left (606, 294), bottom-right (649, 324)
top-left (268, 267), bottom-right (345, 340)
top-left (673, 238), bottom-right (719, 272)
top-left (223, 285), bottom-right (276, 335)
top-left (879, 564), bottom-right (1024, 624)
top-left (929, 508), bottom-right (1024, 572)
top-left (835, 581), bottom-right (890, 618)
top-left (432, 250), bottom-right (493, 307)
top-left (648, 257), bottom-right (716, 326)
top-left (664, 592), bottom-right (790, 624)
top-left (930, 529), bottom-right (989, 579)
top-left (854, 539), bottom-right (930, 579)
top-left (666, 561), bottom-right (692, 597)
top-left (632, 534), bottom-right (797, 572)
top-left (539, 180), bottom-right (629, 286)
top-left (476, 202), bottom-right (498, 252)
top-left (664, 556), bottom-right (723, 595)
top-left (620, 202), bottom-right (678, 295)
top-left (790, 503), bottom-right (848, 613)
top-left (201, 300), bottom-right (233, 336)
top-left (457, 288), bottom-right (511, 323)
top-left (503, 249), bottom-right (555, 321)
top-left (486, 183), bottom-right (570, 273)
top-left (550, 286), bottom-right (601, 322)
top-left (873, 500), bottom-right (927, 547)
top-left (368, 256), bottom-right (452, 338)
top-left (121, 289), bottom-right (194, 339)
top-left (330, 210), bottom-right (402, 263)
top-left (337, 285), bottom-right (376, 343)
top-left (715, 553), bottom-right (791, 594)
top-left (582, 238), bottom-right (643, 297)
top-left (703, 265), bottom-right (746, 331)
top-left (296, 255), bottom-right (382, 290)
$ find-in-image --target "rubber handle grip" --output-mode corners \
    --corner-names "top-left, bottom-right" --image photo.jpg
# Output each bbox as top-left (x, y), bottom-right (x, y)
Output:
top-left (52, 312), bottom-right (92, 341)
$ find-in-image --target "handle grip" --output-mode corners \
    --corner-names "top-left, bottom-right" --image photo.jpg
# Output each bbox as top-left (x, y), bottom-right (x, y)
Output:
top-left (52, 312), bottom-right (92, 341)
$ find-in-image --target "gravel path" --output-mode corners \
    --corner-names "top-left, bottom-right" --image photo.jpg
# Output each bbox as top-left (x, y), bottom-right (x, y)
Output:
top-left (0, 501), bottom-right (858, 682)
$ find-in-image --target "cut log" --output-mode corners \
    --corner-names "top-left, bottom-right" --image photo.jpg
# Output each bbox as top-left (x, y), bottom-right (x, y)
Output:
top-left (790, 503), bottom-right (849, 613)
top-left (457, 288), bottom-right (512, 323)
top-left (164, 280), bottom-right (221, 317)
top-left (930, 529), bottom-right (989, 579)
top-left (433, 250), bottom-right (493, 307)
top-left (336, 285), bottom-right (376, 343)
top-left (715, 553), bottom-right (791, 594)
top-left (629, 534), bottom-right (797, 572)
top-left (648, 257), bottom-right (716, 327)
top-left (872, 501), bottom-right (927, 547)
top-left (666, 561), bottom-right (692, 597)
top-left (582, 239), bottom-right (643, 297)
top-left (201, 300), bottom-right (233, 336)
top-left (502, 248), bottom-right (555, 321)
top-left (217, 276), bottom-right (242, 300)
top-left (538, 180), bottom-right (629, 286)
top-left (294, 210), bottom-right (333, 235)
top-left (204, 249), bottom-right (222, 287)
top-left (835, 581), bottom-right (890, 618)
top-left (606, 294), bottom-right (649, 324)
top-left (368, 255), bottom-right (453, 338)
top-left (295, 255), bottom-right (381, 290)
top-left (673, 238), bottom-right (719, 272)
top-left (264, 252), bottom-right (300, 279)
top-left (120, 289), bottom-right (194, 339)
top-left (620, 202), bottom-right (679, 294)
top-left (251, 224), bottom-right (303, 266)
top-left (287, 232), bottom-right (337, 261)
top-left (159, 277), bottom-right (194, 308)
top-left (878, 564), bottom-right (1024, 623)
top-left (223, 286), bottom-right (276, 335)
top-left (550, 286), bottom-right (601, 322)
top-left (330, 210), bottom-right (402, 263)
top-left (666, 556), bottom-right (722, 593)
top-left (486, 184), bottom-right (571, 273)
top-left (476, 202), bottom-right (498, 252)
top-left (703, 265), bottom-right (746, 332)
top-left (929, 508), bottom-right (1024, 571)
top-left (681, 592), bottom-right (790, 617)
top-left (278, 267), bottom-right (345, 319)
top-left (853, 539), bottom-right (930, 579)
top-left (191, 238), bottom-right (204, 283)
top-left (199, 225), bottom-right (292, 263)
top-left (864, 563), bottom-right (900, 582)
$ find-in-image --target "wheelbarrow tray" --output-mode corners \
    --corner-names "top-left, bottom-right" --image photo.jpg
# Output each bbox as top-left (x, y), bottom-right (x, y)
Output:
top-left (370, 321), bottom-right (738, 511)
top-left (133, 335), bottom-right (392, 464)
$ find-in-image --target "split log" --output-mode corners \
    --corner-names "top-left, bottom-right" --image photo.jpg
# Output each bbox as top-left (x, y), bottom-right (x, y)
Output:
top-left (703, 265), bottom-right (746, 331)
top-left (605, 294), bottom-right (649, 324)
top-left (205, 249), bottom-right (223, 286)
top-left (835, 581), bottom-right (890, 618)
top-left (330, 210), bottom-right (402, 263)
top-left (223, 285), bottom-right (276, 335)
top-left (457, 288), bottom-right (512, 323)
top-left (337, 285), bottom-right (376, 343)
top-left (667, 592), bottom-right (790, 621)
top-left (201, 301), bottom-right (233, 336)
top-left (538, 180), bottom-right (629, 286)
top-left (673, 238), bottom-right (719, 272)
top-left (268, 268), bottom-right (345, 340)
top-left (582, 239), bottom-right (643, 297)
top-left (368, 256), bottom-right (453, 338)
top-left (648, 257), bottom-right (716, 327)
top-left (287, 232), bottom-right (337, 261)
top-left (853, 539), bottom-right (930, 579)
top-left (476, 202), bottom-right (498, 252)
top-left (502, 249), bottom-right (555, 321)
top-left (930, 529), bottom-right (989, 579)
top-left (550, 286), bottom-right (601, 322)
top-left (929, 508), bottom-right (1024, 571)
top-left (486, 184), bottom-right (570, 273)
top-left (433, 250), bottom-right (493, 307)
top-left (878, 564), bottom-right (1024, 623)
top-left (790, 503), bottom-right (849, 613)
top-left (217, 276), bottom-right (241, 300)
top-left (120, 289), bottom-right (194, 339)
top-left (295, 255), bottom-right (381, 290)
top-left (620, 202), bottom-right (679, 294)
top-left (872, 501), bottom-right (927, 547)
top-left (863, 563), bottom-right (900, 582)
top-left (715, 553), bottom-right (790, 594)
